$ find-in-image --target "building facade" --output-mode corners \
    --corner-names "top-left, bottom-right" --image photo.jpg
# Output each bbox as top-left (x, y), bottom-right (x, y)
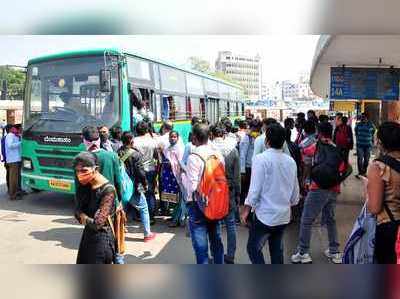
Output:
top-left (215, 51), bottom-right (261, 100)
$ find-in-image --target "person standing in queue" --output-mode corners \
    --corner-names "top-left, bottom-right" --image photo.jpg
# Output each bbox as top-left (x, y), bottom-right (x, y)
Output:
top-left (367, 122), bottom-right (400, 264)
top-left (182, 123), bottom-right (225, 264)
top-left (118, 132), bottom-right (156, 242)
top-left (239, 119), bottom-right (261, 205)
top-left (74, 151), bottom-right (116, 264)
top-left (334, 115), bottom-right (354, 164)
top-left (5, 124), bottom-right (22, 200)
top-left (1, 124), bottom-right (11, 193)
top-left (98, 126), bottom-right (114, 152)
top-left (110, 126), bottom-right (123, 152)
top-left (211, 125), bottom-right (241, 264)
top-left (134, 121), bottom-right (159, 224)
top-left (241, 123), bottom-right (299, 264)
top-left (355, 113), bottom-right (376, 178)
top-left (291, 122), bottom-right (350, 264)
top-left (80, 126), bottom-right (124, 263)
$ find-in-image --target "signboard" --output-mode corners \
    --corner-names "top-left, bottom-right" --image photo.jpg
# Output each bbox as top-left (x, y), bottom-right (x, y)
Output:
top-left (333, 101), bottom-right (356, 112)
top-left (330, 67), bottom-right (400, 100)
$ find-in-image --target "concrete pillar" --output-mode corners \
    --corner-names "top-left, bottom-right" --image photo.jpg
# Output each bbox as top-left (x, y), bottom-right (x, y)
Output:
top-left (381, 101), bottom-right (400, 122)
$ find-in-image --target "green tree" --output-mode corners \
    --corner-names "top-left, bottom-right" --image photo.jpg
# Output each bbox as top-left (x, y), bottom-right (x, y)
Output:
top-left (211, 71), bottom-right (240, 85)
top-left (187, 56), bottom-right (242, 88)
top-left (0, 66), bottom-right (26, 100)
top-left (187, 56), bottom-right (211, 73)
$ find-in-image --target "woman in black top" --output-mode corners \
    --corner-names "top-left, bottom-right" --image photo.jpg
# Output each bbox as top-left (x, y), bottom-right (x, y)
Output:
top-left (74, 151), bottom-right (116, 264)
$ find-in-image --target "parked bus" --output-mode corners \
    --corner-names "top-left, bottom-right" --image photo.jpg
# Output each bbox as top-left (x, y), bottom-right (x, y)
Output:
top-left (21, 48), bottom-right (245, 194)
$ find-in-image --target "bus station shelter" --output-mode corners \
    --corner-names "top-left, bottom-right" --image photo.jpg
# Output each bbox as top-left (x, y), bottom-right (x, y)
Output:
top-left (310, 35), bottom-right (400, 124)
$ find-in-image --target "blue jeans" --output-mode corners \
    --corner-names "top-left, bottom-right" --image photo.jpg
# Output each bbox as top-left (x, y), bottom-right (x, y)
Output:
top-left (145, 170), bottom-right (157, 218)
top-left (356, 146), bottom-right (371, 175)
top-left (224, 208), bottom-right (237, 261)
top-left (247, 215), bottom-right (286, 264)
top-left (130, 192), bottom-right (151, 237)
top-left (298, 189), bottom-right (339, 254)
top-left (187, 202), bottom-right (224, 264)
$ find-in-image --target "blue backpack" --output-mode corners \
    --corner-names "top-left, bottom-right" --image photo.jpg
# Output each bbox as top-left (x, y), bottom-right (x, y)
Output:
top-left (119, 149), bottom-right (135, 206)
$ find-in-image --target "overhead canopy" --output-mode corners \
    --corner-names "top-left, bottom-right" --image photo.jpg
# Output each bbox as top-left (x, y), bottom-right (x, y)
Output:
top-left (310, 35), bottom-right (400, 99)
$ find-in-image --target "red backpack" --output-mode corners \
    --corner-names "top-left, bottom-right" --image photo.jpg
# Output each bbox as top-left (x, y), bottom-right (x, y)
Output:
top-left (192, 153), bottom-right (229, 221)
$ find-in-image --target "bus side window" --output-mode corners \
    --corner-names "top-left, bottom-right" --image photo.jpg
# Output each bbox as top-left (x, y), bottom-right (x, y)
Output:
top-left (187, 97), bottom-right (192, 119)
top-left (190, 97), bottom-right (201, 118)
top-left (168, 96), bottom-right (176, 120)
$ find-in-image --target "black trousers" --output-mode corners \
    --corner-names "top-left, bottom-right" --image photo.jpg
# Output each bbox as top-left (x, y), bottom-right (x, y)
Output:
top-left (240, 167), bottom-right (251, 205)
top-left (375, 222), bottom-right (400, 264)
top-left (77, 226), bottom-right (115, 264)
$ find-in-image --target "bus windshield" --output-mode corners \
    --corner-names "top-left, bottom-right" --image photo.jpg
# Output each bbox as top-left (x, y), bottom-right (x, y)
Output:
top-left (24, 55), bottom-right (120, 133)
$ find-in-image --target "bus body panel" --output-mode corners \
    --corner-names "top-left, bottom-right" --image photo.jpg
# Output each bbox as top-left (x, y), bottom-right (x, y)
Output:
top-left (21, 139), bottom-right (84, 194)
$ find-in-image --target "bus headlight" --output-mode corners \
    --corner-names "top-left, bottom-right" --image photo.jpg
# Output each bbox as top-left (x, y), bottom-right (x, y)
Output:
top-left (22, 159), bottom-right (33, 170)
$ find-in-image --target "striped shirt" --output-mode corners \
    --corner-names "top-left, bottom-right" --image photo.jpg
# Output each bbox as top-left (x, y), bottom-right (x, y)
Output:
top-left (355, 121), bottom-right (375, 148)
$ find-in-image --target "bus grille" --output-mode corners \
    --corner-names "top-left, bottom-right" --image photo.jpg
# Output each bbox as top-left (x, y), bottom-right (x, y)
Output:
top-left (37, 157), bottom-right (73, 169)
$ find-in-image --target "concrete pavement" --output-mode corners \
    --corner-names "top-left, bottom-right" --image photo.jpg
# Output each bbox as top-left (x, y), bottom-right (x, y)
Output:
top-left (0, 156), bottom-right (365, 264)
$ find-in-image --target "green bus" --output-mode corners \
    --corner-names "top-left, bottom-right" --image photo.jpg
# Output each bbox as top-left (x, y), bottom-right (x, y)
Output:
top-left (21, 48), bottom-right (245, 194)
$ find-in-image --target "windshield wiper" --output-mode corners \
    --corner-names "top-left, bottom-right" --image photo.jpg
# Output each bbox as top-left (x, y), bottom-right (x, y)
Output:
top-left (25, 116), bottom-right (72, 132)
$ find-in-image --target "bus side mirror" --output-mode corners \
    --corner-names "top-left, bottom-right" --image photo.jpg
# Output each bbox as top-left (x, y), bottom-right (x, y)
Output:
top-left (100, 69), bottom-right (111, 92)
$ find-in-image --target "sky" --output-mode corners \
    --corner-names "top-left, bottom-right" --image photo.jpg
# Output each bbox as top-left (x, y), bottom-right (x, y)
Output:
top-left (0, 35), bottom-right (319, 83)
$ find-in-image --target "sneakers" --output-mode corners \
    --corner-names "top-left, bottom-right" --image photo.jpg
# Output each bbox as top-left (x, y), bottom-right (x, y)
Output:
top-left (291, 252), bottom-right (312, 264)
top-left (144, 233), bottom-right (157, 242)
top-left (324, 249), bottom-right (342, 264)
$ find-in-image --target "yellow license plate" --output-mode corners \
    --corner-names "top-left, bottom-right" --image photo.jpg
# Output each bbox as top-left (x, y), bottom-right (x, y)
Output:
top-left (49, 179), bottom-right (71, 191)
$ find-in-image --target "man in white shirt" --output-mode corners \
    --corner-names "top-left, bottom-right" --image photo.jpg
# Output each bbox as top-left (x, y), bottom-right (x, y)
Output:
top-left (241, 123), bottom-right (299, 264)
top-left (182, 123), bottom-right (225, 264)
top-left (5, 124), bottom-right (22, 200)
top-left (98, 126), bottom-right (114, 152)
top-left (134, 121), bottom-right (159, 223)
top-left (253, 118), bottom-right (291, 162)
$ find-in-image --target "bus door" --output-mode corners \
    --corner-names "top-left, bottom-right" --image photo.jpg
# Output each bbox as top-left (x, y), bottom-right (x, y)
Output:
top-left (129, 86), bottom-right (154, 130)
top-left (207, 97), bottom-right (219, 124)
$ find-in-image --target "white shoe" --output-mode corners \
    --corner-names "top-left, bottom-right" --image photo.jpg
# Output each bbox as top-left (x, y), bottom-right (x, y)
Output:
top-left (291, 252), bottom-right (312, 264)
top-left (324, 249), bottom-right (342, 264)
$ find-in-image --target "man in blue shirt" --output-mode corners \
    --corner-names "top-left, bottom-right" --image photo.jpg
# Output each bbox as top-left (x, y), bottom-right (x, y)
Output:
top-left (5, 124), bottom-right (22, 200)
top-left (354, 113), bottom-right (376, 178)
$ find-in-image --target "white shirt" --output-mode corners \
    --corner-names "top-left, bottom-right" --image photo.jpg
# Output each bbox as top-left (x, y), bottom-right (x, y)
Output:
top-left (5, 132), bottom-right (21, 163)
top-left (181, 144), bottom-right (224, 201)
top-left (245, 148), bottom-right (299, 226)
top-left (253, 133), bottom-right (266, 158)
top-left (134, 134), bottom-right (158, 172)
top-left (252, 133), bottom-right (291, 163)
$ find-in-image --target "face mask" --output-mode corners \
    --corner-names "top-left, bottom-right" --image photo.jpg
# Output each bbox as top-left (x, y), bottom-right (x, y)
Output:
top-left (77, 170), bottom-right (95, 185)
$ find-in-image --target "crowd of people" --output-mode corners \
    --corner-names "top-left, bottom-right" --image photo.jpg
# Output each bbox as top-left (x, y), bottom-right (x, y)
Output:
top-left (2, 109), bottom-right (400, 265)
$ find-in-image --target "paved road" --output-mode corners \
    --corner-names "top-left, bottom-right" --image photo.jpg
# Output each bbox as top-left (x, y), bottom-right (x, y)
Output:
top-left (0, 157), bottom-right (365, 264)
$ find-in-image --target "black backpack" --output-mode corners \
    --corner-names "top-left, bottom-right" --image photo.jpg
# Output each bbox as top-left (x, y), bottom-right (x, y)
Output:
top-left (311, 141), bottom-right (350, 189)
